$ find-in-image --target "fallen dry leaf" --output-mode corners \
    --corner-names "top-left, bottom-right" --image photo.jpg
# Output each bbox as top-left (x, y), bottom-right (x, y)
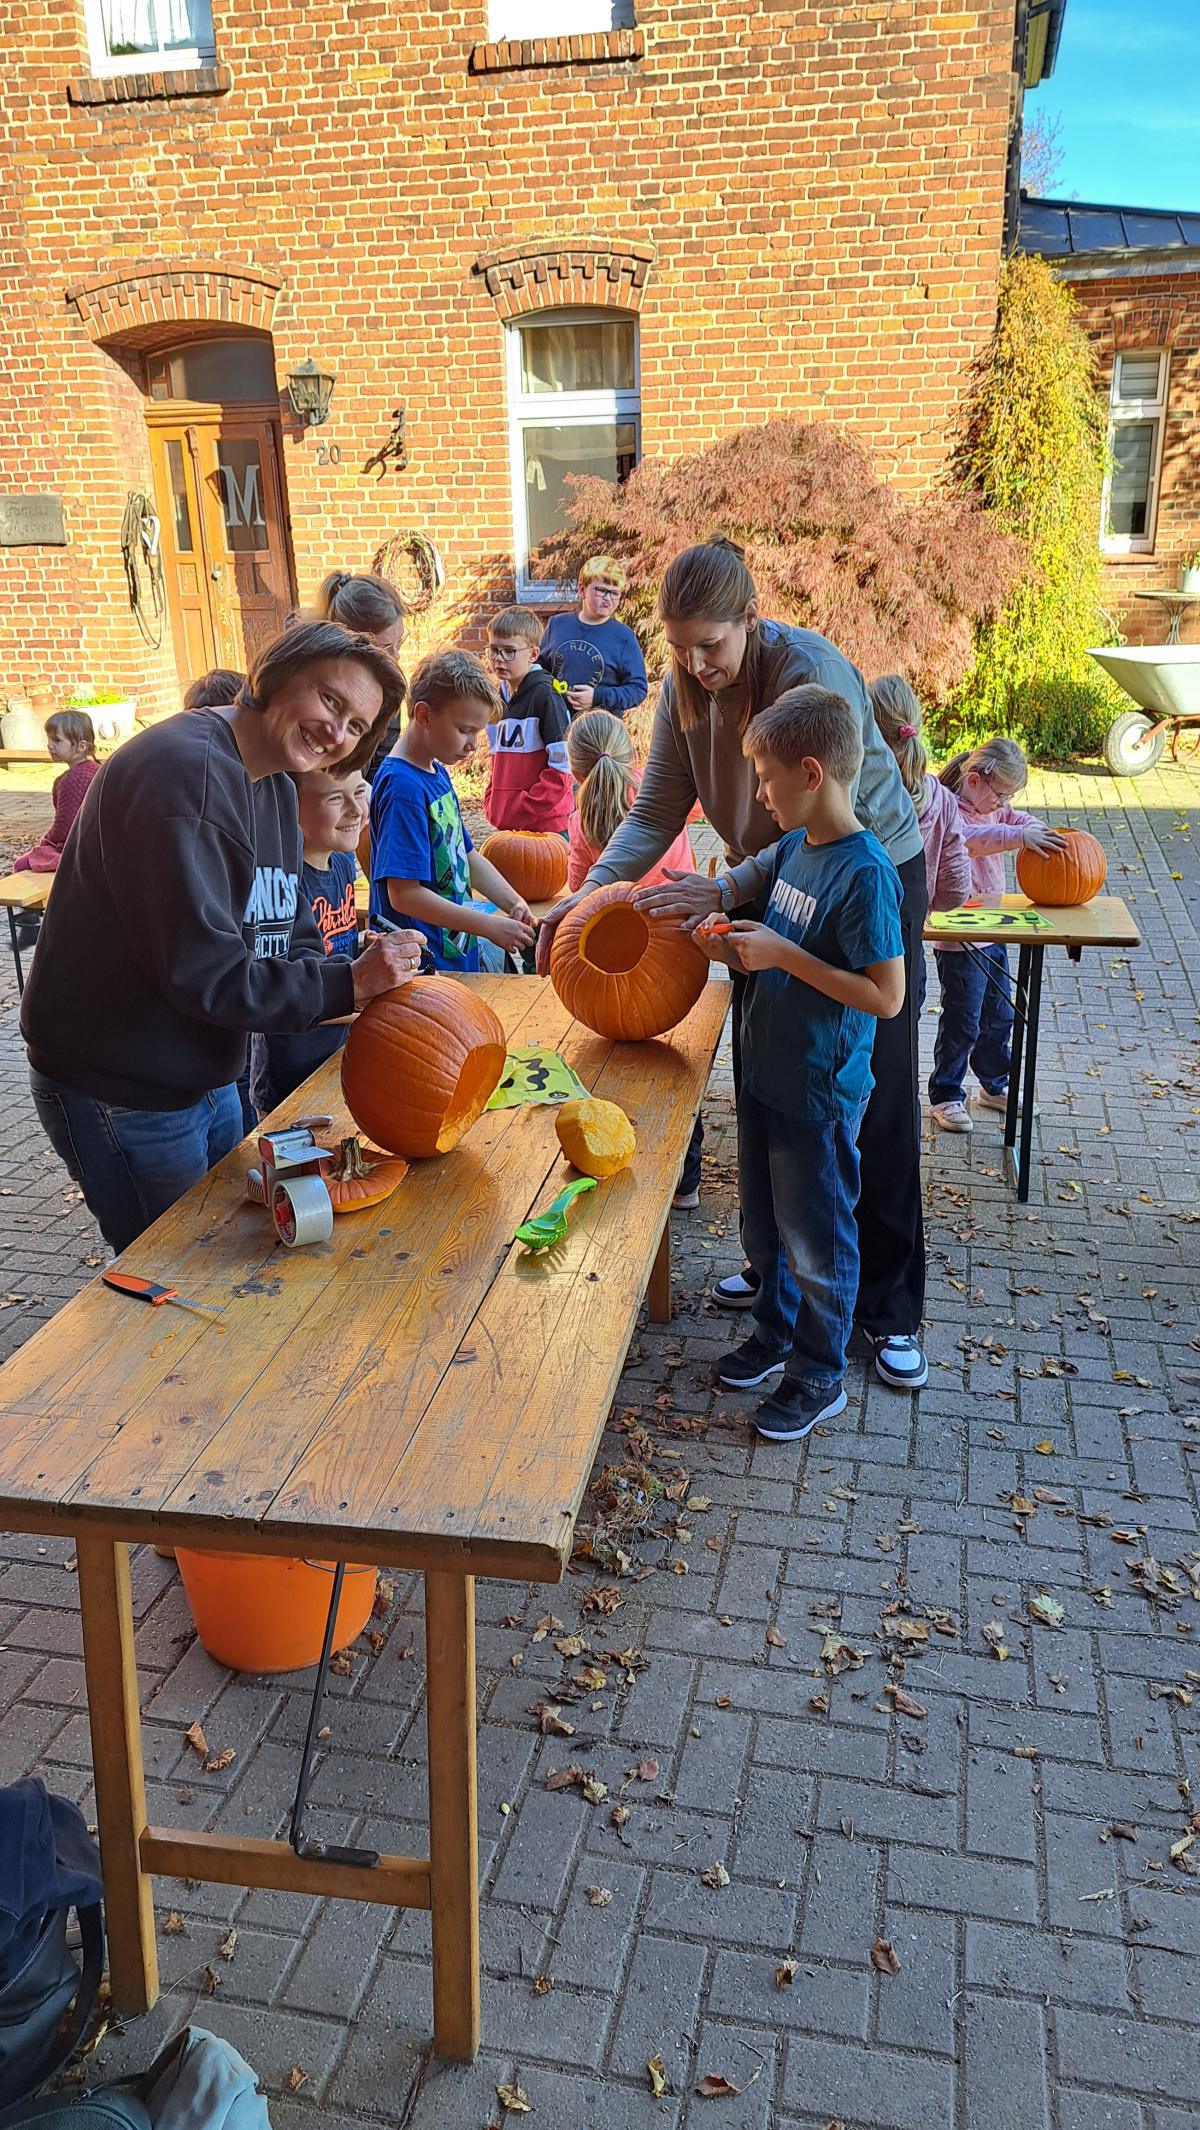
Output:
top-left (217, 1928), bottom-right (237, 1961)
top-left (775, 1959), bottom-right (798, 1988)
top-left (184, 1721), bottom-right (208, 1760)
top-left (610, 1803), bottom-right (631, 1830)
top-left (870, 1938), bottom-right (901, 1976)
top-left (530, 1612), bottom-right (562, 1642)
top-left (765, 1626), bottom-right (786, 1648)
top-left (1029, 1593), bottom-right (1065, 1629)
top-left (496, 2083), bottom-right (531, 2113)
top-left (162, 1912), bottom-right (186, 1935)
top-left (700, 1860), bottom-right (731, 1888)
top-left (530, 1702), bottom-right (575, 1738)
top-left (532, 1974), bottom-right (552, 1996)
top-left (696, 2074), bottom-right (740, 2098)
top-left (630, 1757), bottom-right (660, 1782)
top-left (585, 1885), bottom-right (613, 1906)
top-left (647, 2055), bottom-right (669, 2097)
top-left (884, 1684), bottom-right (927, 1719)
top-left (201, 1965), bottom-right (221, 1996)
top-left (285, 2067), bottom-right (308, 2093)
top-left (203, 1748), bottom-right (236, 1772)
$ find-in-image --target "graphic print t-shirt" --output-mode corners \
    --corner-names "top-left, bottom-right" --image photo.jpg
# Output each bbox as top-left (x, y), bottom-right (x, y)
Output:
top-left (369, 754), bottom-right (480, 973)
top-left (249, 851), bottom-right (359, 1119)
top-left (741, 828), bottom-right (903, 1124)
top-left (538, 613), bottom-right (648, 718)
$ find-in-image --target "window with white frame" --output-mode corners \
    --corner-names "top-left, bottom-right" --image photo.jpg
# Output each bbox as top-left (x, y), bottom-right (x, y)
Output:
top-left (84, 0), bottom-right (216, 75)
top-left (507, 311), bottom-right (640, 597)
top-left (489, 0), bottom-right (633, 42)
top-left (1101, 351), bottom-right (1169, 555)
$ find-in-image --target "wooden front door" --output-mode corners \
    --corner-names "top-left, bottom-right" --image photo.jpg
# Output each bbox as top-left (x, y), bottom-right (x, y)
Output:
top-left (150, 410), bottom-right (295, 691)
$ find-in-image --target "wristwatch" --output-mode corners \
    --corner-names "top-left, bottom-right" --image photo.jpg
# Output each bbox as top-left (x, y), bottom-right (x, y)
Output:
top-left (717, 874), bottom-right (737, 915)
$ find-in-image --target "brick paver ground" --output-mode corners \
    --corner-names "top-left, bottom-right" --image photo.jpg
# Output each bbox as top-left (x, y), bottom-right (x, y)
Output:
top-left (1, 761), bottom-right (1198, 2130)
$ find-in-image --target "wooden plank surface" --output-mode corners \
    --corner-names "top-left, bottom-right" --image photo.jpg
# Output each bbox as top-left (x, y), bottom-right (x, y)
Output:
top-left (0, 976), bottom-right (728, 1579)
top-left (0, 872), bottom-right (53, 910)
top-left (923, 893), bottom-right (1140, 950)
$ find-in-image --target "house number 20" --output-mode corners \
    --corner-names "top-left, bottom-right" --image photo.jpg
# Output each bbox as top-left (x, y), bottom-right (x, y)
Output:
top-left (316, 441), bottom-right (342, 465)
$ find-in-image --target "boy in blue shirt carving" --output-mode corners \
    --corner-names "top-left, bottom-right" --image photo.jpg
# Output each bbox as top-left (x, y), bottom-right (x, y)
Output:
top-left (697, 685), bottom-right (905, 1441)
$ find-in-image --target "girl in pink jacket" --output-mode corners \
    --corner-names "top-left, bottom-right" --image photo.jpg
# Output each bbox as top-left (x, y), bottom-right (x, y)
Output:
top-left (928, 737), bottom-right (1065, 1133)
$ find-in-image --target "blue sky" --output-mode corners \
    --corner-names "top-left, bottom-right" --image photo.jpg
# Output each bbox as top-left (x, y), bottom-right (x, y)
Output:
top-left (1025, 0), bottom-right (1200, 209)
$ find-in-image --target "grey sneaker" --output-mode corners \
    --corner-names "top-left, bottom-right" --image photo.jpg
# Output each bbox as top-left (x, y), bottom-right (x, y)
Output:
top-left (931, 1101), bottom-right (972, 1134)
top-left (754, 1381), bottom-right (847, 1442)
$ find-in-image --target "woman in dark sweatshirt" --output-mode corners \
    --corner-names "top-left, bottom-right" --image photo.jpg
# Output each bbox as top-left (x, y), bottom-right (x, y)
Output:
top-left (538, 539), bottom-right (929, 1392)
top-left (21, 621), bottom-right (424, 1253)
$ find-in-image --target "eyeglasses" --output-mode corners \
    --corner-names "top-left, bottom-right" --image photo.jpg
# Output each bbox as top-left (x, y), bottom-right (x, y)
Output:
top-left (585, 584), bottom-right (621, 600)
top-left (488, 644), bottom-right (524, 660)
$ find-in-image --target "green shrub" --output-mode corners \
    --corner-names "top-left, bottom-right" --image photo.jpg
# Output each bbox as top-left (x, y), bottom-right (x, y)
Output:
top-left (945, 253), bottom-right (1122, 760)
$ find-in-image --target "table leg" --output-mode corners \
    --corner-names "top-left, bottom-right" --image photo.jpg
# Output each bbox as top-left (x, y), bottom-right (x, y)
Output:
top-left (1014, 948), bottom-right (1043, 1206)
top-left (75, 1538), bottom-right (158, 2013)
top-left (8, 907), bottom-right (24, 997)
top-left (424, 1570), bottom-right (480, 2061)
top-left (1004, 944), bottom-right (1030, 1159)
top-left (648, 1214), bottom-right (672, 1324)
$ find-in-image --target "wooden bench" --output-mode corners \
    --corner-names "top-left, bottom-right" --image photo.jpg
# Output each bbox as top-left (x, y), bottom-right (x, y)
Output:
top-left (0, 748), bottom-right (51, 769)
top-left (0, 870), bottom-right (53, 993)
top-left (0, 972), bottom-right (728, 2062)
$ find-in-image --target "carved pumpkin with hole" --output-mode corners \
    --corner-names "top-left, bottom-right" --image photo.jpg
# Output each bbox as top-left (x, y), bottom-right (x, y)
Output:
top-left (1015, 828), bottom-right (1107, 907)
top-left (549, 882), bottom-right (709, 1040)
top-left (481, 830), bottom-right (569, 903)
top-left (340, 976), bottom-right (507, 1158)
top-left (556, 1097), bottom-right (636, 1178)
top-left (323, 1136), bottom-right (408, 1212)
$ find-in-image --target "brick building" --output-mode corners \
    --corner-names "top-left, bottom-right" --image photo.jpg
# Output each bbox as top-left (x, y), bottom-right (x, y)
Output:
top-left (1020, 195), bottom-right (1200, 649)
top-left (2, 1), bottom-right (1060, 721)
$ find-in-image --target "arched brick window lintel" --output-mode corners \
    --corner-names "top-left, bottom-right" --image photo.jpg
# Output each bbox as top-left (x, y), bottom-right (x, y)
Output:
top-left (474, 244), bottom-right (654, 319)
top-left (1103, 299), bottom-right (1188, 354)
top-left (66, 265), bottom-right (284, 347)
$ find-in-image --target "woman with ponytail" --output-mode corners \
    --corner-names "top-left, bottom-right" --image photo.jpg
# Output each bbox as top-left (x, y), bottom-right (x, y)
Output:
top-left (538, 537), bottom-right (929, 1390)
top-left (566, 711), bottom-right (696, 893)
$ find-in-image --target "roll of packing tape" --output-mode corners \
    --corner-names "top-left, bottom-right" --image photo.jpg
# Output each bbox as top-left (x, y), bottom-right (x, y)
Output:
top-left (271, 1175), bottom-right (334, 1248)
top-left (245, 1166), bottom-right (268, 1207)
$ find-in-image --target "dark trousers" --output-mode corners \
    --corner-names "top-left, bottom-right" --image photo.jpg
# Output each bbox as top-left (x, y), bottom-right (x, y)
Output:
top-left (929, 946), bottom-right (1013, 1106)
top-left (729, 847), bottom-right (927, 1341)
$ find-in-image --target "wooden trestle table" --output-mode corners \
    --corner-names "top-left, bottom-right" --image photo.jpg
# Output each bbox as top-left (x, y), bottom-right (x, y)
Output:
top-left (0, 973), bottom-right (728, 2062)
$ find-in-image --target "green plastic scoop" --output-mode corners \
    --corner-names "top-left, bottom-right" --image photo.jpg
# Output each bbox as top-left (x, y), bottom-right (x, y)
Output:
top-left (514, 1176), bottom-right (598, 1252)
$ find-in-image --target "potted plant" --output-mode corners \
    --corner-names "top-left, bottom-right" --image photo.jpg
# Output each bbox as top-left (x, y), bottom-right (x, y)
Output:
top-left (66, 688), bottom-right (138, 743)
top-left (1179, 551), bottom-right (1200, 595)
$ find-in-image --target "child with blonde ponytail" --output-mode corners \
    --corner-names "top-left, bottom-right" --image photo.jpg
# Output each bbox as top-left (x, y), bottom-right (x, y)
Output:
top-left (869, 676), bottom-right (971, 933)
top-left (565, 712), bottom-right (696, 893)
top-left (566, 709), bottom-right (703, 1208)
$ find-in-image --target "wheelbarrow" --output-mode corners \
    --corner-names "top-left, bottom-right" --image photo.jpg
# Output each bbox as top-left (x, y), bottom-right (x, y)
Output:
top-left (1089, 644), bottom-right (1200, 775)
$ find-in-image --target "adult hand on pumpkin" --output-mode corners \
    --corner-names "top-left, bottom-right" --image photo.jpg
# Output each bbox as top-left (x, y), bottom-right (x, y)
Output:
top-left (535, 888), bottom-right (588, 975)
top-left (351, 928), bottom-right (426, 1007)
top-left (632, 869), bottom-right (724, 927)
top-left (1021, 823), bottom-right (1068, 855)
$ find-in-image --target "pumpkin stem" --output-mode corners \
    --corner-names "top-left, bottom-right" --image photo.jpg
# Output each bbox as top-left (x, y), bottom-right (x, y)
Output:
top-left (336, 1135), bottom-right (376, 1181)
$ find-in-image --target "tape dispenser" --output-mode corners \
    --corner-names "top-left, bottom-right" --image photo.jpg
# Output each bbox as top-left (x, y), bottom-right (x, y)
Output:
top-left (246, 1116), bottom-right (336, 1247)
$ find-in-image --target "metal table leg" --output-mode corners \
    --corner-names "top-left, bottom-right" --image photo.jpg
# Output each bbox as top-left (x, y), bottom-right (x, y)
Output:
top-left (1004, 946), bottom-right (1043, 1203)
top-left (8, 906), bottom-right (25, 996)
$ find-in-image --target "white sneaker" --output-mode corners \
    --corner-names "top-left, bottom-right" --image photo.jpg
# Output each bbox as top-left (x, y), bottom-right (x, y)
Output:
top-left (976, 1087), bottom-right (1039, 1118)
top-left (673, 1186), bottom-right (700, 1210)
top-left (710, 1269), bottom-right (760, 1309)
top-left (871, 1334), bottom-right (929, 1390)
top-left (931, 1101), bottom-right (973, 1134)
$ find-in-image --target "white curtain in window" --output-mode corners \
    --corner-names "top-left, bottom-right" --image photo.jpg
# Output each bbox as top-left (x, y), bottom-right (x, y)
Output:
top-left (101, 0), bottom-right (205, 53)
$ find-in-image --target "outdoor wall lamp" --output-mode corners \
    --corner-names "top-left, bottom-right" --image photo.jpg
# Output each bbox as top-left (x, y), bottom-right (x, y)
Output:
top-left (286, 360), bottom-right (336, 428)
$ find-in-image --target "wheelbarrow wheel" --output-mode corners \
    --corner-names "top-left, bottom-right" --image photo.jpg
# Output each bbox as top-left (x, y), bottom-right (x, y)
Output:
top-left (1102, 710), bottom-right (1165, 777)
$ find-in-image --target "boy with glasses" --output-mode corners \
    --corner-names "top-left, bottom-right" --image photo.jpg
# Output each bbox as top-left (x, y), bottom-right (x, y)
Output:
top-left (484, 607), bottom-right (572, 835)
top-left (538, 556), bottom-right (648, 719)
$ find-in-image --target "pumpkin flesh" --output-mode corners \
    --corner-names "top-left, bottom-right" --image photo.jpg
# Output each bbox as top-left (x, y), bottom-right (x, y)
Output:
top-left (556, 1097), bottom-right (636, 1178)
top-left (340, 977), bottom-right (507, 1159)
top-left (323, 1135), bottom-right (408, 1213)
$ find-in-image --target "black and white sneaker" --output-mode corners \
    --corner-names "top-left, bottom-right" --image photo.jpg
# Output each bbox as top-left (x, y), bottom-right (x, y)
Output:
top-left (754, 1381), bottom-right (848, 1442)
top-left (869, 1334), bottom-right (929, 1390)
top-left (713, 1336), bottom-right (788, 1390)
top-left (710, 1268), bottom-right (761, 1310)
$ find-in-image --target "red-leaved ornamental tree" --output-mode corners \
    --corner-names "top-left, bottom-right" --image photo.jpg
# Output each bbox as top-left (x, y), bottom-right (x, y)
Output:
top-left (533, 420), bottom-right (1023, 704)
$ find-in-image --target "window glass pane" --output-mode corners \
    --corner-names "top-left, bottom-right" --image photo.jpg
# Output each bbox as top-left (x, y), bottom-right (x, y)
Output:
top-left (214, 440), bottom-right (269, 553)
top-left (520, 320), bottom-right (635, 395)
top-left (523, 421), bottom-right (637, 555)
top-left (1107, 420), bottom-right (1156, 537)
top-left (164, 439), bottom-right (194, 553)
top-left (489, 0), bottom-right (632, 37)
top-left (100, 0), bottom-right (214, 58)
top-left (1114, 353), bottom-right (1161, 403)
top-left (146, 339), bottom-right (276, 404)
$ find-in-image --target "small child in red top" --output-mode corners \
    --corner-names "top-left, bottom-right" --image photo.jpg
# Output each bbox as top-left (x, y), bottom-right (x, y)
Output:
top-left (484, 607), bottom-right (571, 834)
top-left (15, 712), bottom-right (100, 874)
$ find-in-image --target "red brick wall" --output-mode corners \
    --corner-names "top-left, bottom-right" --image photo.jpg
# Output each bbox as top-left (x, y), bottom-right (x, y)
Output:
top-left (1067, 267), bottom-right (1200, 647)
top-left (1, 1), bottom-right (1019, 719)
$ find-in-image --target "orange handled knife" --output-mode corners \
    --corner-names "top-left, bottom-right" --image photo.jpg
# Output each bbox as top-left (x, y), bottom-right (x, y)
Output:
top-left (102, 1270), bottom-right (225, 1325)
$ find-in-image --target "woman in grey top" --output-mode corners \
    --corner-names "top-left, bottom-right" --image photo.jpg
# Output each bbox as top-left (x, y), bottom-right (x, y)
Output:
top-left (539, 538), bottom-right (929, 1390)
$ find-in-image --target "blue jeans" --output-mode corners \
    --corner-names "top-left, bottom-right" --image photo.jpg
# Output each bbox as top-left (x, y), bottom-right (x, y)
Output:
top-left (738, 1087), bottom-right (865, 1395)
top-left (29, 1071), bottom-right (244, 1254)
top-left (929, 947), bottom-right (1013, 1106)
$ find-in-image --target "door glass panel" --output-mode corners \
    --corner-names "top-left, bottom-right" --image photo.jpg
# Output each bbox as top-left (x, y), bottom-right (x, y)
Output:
top-left (147, 337), bottom-right (277, 404)
top-left (522, 421), bottom-right (636, 549)
top-left (214, 440), bottom-right (270, 553)
top-left (164, 438), bottom-right (194, 553)
top-left (1107, 421), bottom-right (1155, 537)
top-left (519, 320), bottom-right (635, 395)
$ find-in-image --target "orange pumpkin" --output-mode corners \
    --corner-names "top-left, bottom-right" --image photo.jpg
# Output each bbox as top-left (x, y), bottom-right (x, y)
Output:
top-left (481, 830), bottom-right (569, 903)
top-left (1015, 828), bottom-right (1107, 907)
top-left (341, 976), bottom-right (507, 1158)
top-left (323, 1135), bottom-right (408, 1212)
top-left (549, 882), bottom-right (709, 1040)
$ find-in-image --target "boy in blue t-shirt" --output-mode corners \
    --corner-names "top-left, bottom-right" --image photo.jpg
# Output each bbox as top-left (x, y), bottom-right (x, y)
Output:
top-left (249, 762), bottom-right (372, 1119)
top-left (370, 648), bottom-right (536, 970)
top-left (696, 684), bottom-right (905, 1442)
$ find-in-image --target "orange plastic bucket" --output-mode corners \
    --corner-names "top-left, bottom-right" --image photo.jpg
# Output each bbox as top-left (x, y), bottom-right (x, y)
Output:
top-left (174, 1549), bottom-right (378, 1673)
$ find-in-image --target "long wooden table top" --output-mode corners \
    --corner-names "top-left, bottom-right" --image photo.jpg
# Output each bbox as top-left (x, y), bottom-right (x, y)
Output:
top-left (0, 975), bottom-right (728, 1581)
top-left (0, 872), bottom-right (54, 911)
top-left (923, 892), bottom-right (1140, 950)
